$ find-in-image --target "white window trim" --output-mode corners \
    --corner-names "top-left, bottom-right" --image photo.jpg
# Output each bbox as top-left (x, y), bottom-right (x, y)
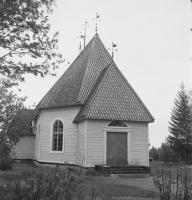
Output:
top-left (103, 127), bottom-right (131, 165)
top-left (106, 121), bottom-right (129, 128)
top-left (50, 118), bottom-right (65, 153)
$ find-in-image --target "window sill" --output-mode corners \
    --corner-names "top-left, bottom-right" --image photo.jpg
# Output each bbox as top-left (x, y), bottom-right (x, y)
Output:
top-left (49, 151), bottom-right (64, 154)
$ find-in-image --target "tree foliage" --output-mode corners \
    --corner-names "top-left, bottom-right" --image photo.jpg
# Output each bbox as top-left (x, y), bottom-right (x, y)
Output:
top-left (0, 80), bottom-right (29, 169)
top-left (149, 146), bottom-right (158, 161)
top-left (159, 138), bottom-right (178, 164)
top-left (0, 81), bottom-right (27, 148)
top-left (0, 0), bottom-right (63, 85)
top-left (168, 83), bottom-right (192, 164)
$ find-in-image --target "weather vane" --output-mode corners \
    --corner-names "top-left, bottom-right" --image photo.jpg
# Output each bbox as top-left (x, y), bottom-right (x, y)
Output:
top-left (93, 13), bottom-right (100, 33)
top-left (82, 20), bottom-right (88, 48)
top-left (77, 32), bottom-right (84, 53)
top-left (108, 43), bottom-right (117, 59)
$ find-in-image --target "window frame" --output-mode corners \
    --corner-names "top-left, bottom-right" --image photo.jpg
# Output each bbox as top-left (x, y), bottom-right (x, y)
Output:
top-left (50, 118), bottom-right (65, 153)
top-left (106, 120), bottom-right (129, 128)
top-left (103, 121), bottom-right (131, 165)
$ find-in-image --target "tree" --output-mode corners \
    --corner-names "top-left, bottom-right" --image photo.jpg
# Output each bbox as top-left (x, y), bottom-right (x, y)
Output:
top-left (168, 83), bottom-right (192, 164)
top-left (149, 146), bottom-right (158, 161)
top-left (0, 81), bottom-right (26, 147)
top-left (159, 138), bottom-right (178, 164)
top-left (0, 0), bottom-right (63, 85)
top-left (0, 80), bottom-right (28, 169)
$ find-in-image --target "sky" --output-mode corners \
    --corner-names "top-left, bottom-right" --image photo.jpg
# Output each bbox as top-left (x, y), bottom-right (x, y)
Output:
top-left (11, 0), bottom-right (191, 148)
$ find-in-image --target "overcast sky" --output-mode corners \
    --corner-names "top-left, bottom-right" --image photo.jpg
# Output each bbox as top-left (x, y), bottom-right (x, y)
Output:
top-left (13, 0), bottom-right (191, 148)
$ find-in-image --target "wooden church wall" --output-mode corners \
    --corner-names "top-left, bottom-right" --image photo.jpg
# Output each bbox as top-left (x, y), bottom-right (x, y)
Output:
top-left (37, 107), bottom-right (81, 164)
top-left (130, 122), bottom-right (149, 166)
top-left (14, 136), bottom-right (35, 160)
top-left (86, 119), bottom-right (149, 167)
top-left (76, 120), bottom-right (86, 166)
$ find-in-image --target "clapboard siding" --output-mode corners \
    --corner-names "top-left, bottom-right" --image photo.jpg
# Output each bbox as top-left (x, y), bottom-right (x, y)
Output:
top-left (38, 107), bottom-right (81, 164)
top-left (77, 120), bottom-right (86, 166)
top-left (86, 120), bottom-right (149, 167)
top-left (14, 136), bottom-right (35, 159)
top-left (129, 122), bottom-right (148, 166)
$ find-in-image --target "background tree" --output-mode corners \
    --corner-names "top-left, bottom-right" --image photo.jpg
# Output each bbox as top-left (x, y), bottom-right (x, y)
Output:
top-left (159, 138), bottom-right (178, 164)
top-left (168, 83), bottom-right (192, 164)
top-left (0, 0), bottom-right (64, 169)
top-left (0, 0), bottom-right (63, 85)
top-left (0, 80), bottom-right (27, 169)
top-left (0, 81), bottom-right (26, 147)
top-left (149, 146), bottom-right (158, 161)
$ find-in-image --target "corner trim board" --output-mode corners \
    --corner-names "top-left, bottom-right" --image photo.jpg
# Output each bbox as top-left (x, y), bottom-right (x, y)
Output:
top-left (147, 124), bottom-right (149, 166)
top-left (85, 120), bottom-right (88, 167)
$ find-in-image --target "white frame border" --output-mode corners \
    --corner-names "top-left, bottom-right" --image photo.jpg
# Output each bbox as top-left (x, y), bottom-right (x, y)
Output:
top-left (50, 118), bottom-right (65, 154)
top-left (103, 127), bottom-right (131, 165)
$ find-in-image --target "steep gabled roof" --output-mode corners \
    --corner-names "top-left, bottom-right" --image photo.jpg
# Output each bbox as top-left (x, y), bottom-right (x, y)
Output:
top-left (74, 62), bottom-right (154, 123)
top-left (37, 33), bottom-right (154, 123)
top-left (37, 33), bottom-right (112, 108)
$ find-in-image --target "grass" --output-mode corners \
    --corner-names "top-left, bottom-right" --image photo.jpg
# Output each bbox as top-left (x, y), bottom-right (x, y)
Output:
top-left (2, 161), bottom-right (187, 199)
top-left (150, 160), bottom-right (192, 174)
top-left (82, 176), bottom-right (158, 199)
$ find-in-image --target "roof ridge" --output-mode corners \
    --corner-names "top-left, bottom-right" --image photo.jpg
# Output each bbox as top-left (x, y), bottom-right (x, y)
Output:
top-left (112, 62), bottom-right (155, 121)
top-left (84, 63), bottom-right (113, 117)
top-left (77, 34), bottom-right (98, 104)
top-left (74, 62), bottom-right (113, 122)
top-left (36, 36), bottom-right (95, 108)
top-left (77, 34), bottom-right (113, 104)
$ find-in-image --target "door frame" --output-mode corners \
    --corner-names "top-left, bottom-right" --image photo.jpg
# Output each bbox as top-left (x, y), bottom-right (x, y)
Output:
top-left (103, 127), bottom-right (131, 165)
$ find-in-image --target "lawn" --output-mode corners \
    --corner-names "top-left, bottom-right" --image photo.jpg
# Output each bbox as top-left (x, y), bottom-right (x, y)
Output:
top-left (2, 161), bottom-right (190, 199)
top-left (150, 160), bottom-right (192, 173)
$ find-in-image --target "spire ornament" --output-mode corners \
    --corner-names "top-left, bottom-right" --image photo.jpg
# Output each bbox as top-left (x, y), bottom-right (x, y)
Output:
top-left (77, 32), bottom-right (84, 53)
top-left (93, 13), bottom-right (100, 33)
top-left (108, 43), bottom-right (117, 59)
top-left (82, 20), bottom-right (88, 48)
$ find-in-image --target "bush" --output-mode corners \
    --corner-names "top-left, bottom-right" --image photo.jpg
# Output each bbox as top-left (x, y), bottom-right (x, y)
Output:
top-left (152, 167), bottom-right (192, 200)
top-left (9, 167), bottom-right (84, 200)
top-left (0, 154), bottom-right (14, 171)
top-left (0, 142), bottom-right (15, 170)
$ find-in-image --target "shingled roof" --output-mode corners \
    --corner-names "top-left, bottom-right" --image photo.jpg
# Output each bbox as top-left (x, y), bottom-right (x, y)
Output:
top-left (74, 62), bottom-right (154, 123)
top-left (37, 33), bottom-right (154, 123)
top-left (37, 33), bottom-right (112, 108)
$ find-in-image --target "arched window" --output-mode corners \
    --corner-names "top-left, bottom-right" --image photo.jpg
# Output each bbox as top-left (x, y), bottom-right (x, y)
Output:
top-left (52, 120), bottom-right (63, 151)
top-left (107, 120), bottom-right (128, 127)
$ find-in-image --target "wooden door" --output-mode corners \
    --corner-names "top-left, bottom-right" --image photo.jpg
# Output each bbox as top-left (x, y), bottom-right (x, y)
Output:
top-left (106, 132), bottom-right (127, 165)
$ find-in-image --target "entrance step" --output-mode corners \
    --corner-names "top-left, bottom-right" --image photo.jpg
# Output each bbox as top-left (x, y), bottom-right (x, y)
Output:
top-left (95, 164), bottom-right (151, 174)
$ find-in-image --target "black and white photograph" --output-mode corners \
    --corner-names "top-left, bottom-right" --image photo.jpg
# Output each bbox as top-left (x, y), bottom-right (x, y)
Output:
top-left (0, 0), bottom-right (191, 199)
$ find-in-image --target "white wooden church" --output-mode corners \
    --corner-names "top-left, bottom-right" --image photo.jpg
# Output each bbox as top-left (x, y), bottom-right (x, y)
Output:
top-left (15, 33), bottom-right (154, 173)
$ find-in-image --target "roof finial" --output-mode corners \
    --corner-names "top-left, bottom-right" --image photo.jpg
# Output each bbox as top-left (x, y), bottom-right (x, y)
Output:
top-left (82, 20), bottom-right (88, 48)
top-left (93, 13), bottom-right (100, 33)
top-left (95, 13), bottom-right (100, 33)
top-left (112, 43), bottom-right (117, 59)
top-left (77, 32), bottom-right (84, 53)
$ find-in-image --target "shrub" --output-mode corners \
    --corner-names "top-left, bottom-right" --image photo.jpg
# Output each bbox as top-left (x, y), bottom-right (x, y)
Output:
top-left (0, 143), bottom-right (15, 171)
top-left (152, 167), bottom-right (192, 200)
top-left (9, 167), bottom-right (84, 200)
top-left (0, 155), bottom-right (14, 171)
